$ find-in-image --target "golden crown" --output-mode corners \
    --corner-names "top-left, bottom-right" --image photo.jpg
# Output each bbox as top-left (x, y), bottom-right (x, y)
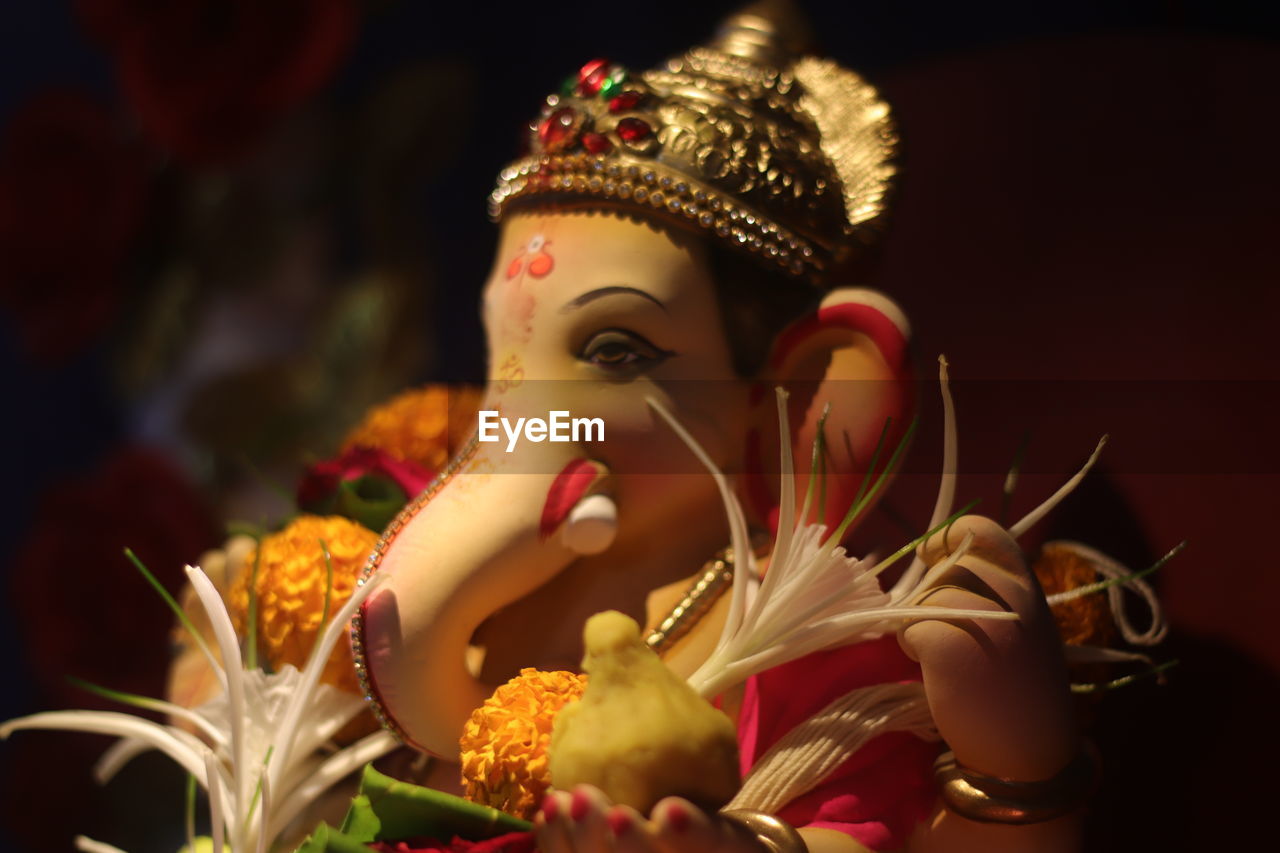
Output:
top-left (488, 3), bottom-right (897, 283)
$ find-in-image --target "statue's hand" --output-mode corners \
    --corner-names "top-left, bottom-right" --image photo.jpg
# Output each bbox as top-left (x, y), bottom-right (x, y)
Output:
top-left (898, 516), bottom-right (1084, 852)
top-left (535, 787), bottom-right (766, 853)
top-left (900, 515), bottom-right (1076, 782)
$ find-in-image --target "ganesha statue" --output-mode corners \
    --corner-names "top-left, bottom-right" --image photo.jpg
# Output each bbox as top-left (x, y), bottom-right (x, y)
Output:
top-left (1, 3), bottom-right (1164, 853)
top-left (351, 5), bottom-right (1100, 853)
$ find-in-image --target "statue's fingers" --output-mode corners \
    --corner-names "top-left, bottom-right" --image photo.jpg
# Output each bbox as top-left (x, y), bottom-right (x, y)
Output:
top-left (651, 798), bottom-right (757, 853)
top-left (900, 584), bottom-right (1076, 781)
top-left (608, 805), bottom-right (663, 853)
top-left (918, 515), bottom-right (1028, 594)
top-left (535, 790), bottom-right (576, 853)
top-left (565, 785), bottom-right (614, 852)
top-left (916, 515), bottom-right (1048, 620)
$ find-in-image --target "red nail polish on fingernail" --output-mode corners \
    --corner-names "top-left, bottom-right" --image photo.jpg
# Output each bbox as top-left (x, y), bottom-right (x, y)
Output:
top-left (607, 809), bottom-right (632, 836)
top-left (541, 793), bottom-right (559, 822)
top-left (666, 803), bottom-right (690, 833)
top-left (570, 789), bottom-right (591, 821)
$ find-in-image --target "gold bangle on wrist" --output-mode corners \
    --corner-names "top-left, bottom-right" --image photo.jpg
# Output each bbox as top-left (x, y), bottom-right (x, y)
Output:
top-left (720, 809), bottom-right (808, 853)
top-left (934, 740), bottom-right (1101, 825)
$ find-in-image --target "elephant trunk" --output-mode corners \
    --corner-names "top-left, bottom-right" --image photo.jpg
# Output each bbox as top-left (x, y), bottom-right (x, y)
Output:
top-left (356, 443), bottom-right (612, 757)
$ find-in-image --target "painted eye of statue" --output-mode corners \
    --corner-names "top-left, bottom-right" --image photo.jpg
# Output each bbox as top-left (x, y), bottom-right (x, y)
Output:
top-left (579, 328), bottom-right (674, 373)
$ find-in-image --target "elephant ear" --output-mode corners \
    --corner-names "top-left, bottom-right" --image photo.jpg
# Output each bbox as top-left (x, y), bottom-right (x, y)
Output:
top-left (742, 287), bottom-right (913, 538)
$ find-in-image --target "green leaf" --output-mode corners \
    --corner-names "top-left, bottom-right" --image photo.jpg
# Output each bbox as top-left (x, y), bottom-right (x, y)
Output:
top-left (125, 548), bottom-right (219, 673)
top-left (338, 793), bottom-right (381, 843)
top-left (66, 675), bottom-right (166, 713)
top-left (870, 498), bottom-right (982, 579)
top-left (246, 536), bottom-right (262, 670)
top-left (226, 520), bottom-right (268, 540)
top-left (319, 539), bottom-right (335, 631)
top-left (831, 416), bottom-right (919, 544)
top-left (293, 822), bottom-right (376, 853)
top-left (352, 764), bottom-right (531, 842)
top-left (1070, 659), bottom-right (1179, 694)
top-left (335, 476), bottom-right (407, 532)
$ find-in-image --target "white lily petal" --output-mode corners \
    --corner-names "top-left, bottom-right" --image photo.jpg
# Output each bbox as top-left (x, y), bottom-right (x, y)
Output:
top-left (274, 752), bottom-right (328, 818)
top-left (94, 738), bottom-right (150, 784)
top-left (205, 750), bottom-right (226, 853)
top-left (647, 396), bottom-right (754, 659)
top-left (818, 607), bottom-right (1022, 638)
top-left (892, 356), bottom-right (957, 601)
top-left (255, 768), bottom-right (271, 853)
top-left (96, 724), bottom-right (216, 785)
top-left (771, 387), bottom-right (798, 597)
top-left (74, 836), bottom-right (129, 853)
top-left (266, 728), bottom-right (398, 842)
top-left (1008, 436), bottom-right (1107, 539)
top-left (154, 700), bottom-right (230, 751)
top-left (268, 571), bottom-right (385, 797)
top-left (186, 565), bottom-right (249, 815)
top-left (1, 711), bottom-right (209, 784)
top-left (258, 672), bottom-right (364, 763)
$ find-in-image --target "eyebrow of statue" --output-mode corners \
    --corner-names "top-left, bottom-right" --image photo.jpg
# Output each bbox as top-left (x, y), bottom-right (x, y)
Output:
top-left (561, 286), bottom-right (668, 314)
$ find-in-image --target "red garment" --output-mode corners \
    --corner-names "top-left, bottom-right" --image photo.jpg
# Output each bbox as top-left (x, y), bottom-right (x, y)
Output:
top-left (736, 636), bottom-right (941, 851)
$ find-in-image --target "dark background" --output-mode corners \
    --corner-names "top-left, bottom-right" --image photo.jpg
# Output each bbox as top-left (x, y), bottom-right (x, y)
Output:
top-left (1, 1), bottom-right (1278, 850)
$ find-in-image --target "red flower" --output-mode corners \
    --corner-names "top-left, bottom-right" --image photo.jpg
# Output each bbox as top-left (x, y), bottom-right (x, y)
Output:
top-left (0, 90), bottom-right (150, 364)
top-left (371, 831), bottom-right (537, 853)
top-left (77, 0), bottom-right (358, 165)
top-left (297, 446), bottom-right (434, 531)
top-left (10, 447), bottom-right (218, 711)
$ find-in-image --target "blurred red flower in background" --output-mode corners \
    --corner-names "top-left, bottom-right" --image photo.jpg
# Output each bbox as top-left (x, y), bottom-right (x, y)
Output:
top-left (10, 447), bottom-right (218, 711)
top-left (2, 447), bottom-right (219, 850)
top-left (0, 91), bottom-right (150, 364)
top-left (77, 0), bottom-right (359, 165)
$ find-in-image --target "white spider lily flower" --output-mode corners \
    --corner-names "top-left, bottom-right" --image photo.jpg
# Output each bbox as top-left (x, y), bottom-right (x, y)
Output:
top-left (652, 355), bottom-right (1117, 700)
top-left (648, 376), bottom-right (1020, 701)
top-left (0, 565), bottom-right (396, 853)
top-left (649, 358), bottom-right (1151, 803)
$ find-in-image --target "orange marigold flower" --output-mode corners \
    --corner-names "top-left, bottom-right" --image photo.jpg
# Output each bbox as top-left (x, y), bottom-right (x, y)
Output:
top-left (459, 668), bottom-right (588, 819)
top-left (1034, 542), bottom-right (1116, 648)
top-left (228, 515), bottom-right (378, 696)
top-left (342, 385), bottom-right (483, 471)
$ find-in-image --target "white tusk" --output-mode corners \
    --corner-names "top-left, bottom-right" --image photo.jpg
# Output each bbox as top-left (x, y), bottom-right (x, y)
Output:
top-left (562, 493), bottom-right (618, 555)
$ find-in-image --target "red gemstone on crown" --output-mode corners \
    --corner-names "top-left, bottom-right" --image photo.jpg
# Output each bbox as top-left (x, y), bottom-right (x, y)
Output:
top-left (608, 91), bottom-right (642, 113)
top-left (538, 107), bottom-right (578, 152)
top-left (578, 58), bottom-right (611, 94)
top-left (581, 132), bottom-right (612, 154)
top-left (616, 117), bottom-right (652, 142)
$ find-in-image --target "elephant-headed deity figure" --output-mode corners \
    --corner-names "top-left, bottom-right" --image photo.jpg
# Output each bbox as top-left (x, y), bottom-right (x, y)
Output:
top-left (356, 5), bottom-right (1086, 852)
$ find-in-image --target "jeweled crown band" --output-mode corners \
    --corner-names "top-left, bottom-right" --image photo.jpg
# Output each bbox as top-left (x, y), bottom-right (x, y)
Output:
top-left (488, 5), bottom-right (897, 287)
top-left (489, 152), bottom-right (826, 280)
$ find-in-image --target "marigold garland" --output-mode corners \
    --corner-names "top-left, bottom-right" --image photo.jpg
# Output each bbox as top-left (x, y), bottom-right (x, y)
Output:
top-left (342, 385), bottom-right (483, 471)
top-left (459, 668), bottom-right (588, 819)
top-left (228, 514), bottom-right (378, 695)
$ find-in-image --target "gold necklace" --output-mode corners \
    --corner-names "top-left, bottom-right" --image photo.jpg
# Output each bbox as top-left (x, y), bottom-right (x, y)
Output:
top-left (645, 547), bottom-right (736, 655)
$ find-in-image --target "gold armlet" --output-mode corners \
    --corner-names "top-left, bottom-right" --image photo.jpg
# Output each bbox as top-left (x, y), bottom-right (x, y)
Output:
top-left (720, 809), bottom-right (808, 853)
top-left (934, 741), bottom-right (1101, 825)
